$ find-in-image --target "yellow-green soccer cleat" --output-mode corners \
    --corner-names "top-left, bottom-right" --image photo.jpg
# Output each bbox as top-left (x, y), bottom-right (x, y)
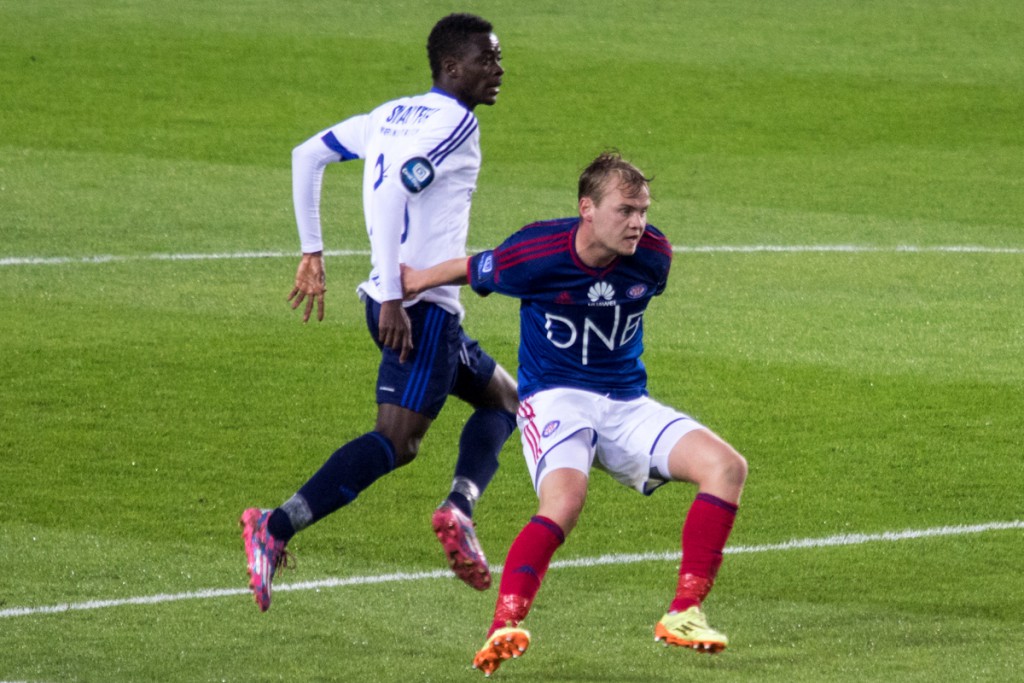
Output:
top-left (654, 606), bottom-right (728, 653)
top-left (472, 626), bottom-right (531, 677)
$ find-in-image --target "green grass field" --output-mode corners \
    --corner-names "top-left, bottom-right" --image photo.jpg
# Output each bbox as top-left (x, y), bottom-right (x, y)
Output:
top-left (2, 1), bottom-right (1022, 681)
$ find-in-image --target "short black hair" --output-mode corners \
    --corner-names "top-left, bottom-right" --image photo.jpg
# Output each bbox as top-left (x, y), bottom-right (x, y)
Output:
top-left (427, 13), bottom-right (494, 79)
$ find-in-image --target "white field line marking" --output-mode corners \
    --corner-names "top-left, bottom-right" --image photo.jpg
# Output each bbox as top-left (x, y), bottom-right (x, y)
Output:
top-left (0, 249), bottom-right (368, 267)
top-left (1, 244), bottom-right (1023, 267)
top-left (1, 520), bottom-right (1020, 620)
top-left (674, 245), bottom-right (1024, 254)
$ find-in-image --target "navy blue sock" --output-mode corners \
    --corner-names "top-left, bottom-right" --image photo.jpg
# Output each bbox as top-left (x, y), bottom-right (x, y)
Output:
top-left (447, 408), bottom-right (516, 516)
top-left (268, 432), bottom-right (396, 541)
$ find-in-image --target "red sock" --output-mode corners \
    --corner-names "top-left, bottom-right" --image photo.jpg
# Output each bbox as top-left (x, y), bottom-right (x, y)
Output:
top-left (670, 492), bottom-right (738, 613)
top-left (488, 515), bottom-right (564, 636)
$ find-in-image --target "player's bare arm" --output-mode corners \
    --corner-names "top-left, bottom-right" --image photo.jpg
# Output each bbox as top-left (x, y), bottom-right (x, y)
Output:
top-left (400, 257), bottom-right (470, 299)
top-left (287, 251), bottom-right (326, 323)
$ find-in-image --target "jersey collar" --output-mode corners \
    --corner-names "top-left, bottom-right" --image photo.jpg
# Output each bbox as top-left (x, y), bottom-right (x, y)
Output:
top-left (569, 220), bottom-right (621, 278)
top-left (429, 86), bottom-right (471, 111)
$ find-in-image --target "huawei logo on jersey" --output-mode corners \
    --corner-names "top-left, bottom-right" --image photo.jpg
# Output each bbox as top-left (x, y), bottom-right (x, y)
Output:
top-left (587, 281), bottom-right (615, 306)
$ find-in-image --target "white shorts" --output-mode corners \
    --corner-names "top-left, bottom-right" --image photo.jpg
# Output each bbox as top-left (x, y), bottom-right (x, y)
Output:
top-left (516, 388), bottom-right (706, 496)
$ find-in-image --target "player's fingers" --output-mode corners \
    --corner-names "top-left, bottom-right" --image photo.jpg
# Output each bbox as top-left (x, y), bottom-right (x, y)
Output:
top-left (316, 294), bottom-right (325, 322)
top-left (302, 296), bottom-right (314, 323)
top-left (398, 333), bottom-right (414, 364)
top-left (287, 286), bottom-right (300, 303)
top-left (382, 327), bottom-right (402, 356)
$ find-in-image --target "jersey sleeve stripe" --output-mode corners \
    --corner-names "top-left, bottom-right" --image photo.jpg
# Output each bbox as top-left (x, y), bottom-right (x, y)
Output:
top-left (497, 233), bottom-right (565, 258)
top-left (428, 112), bottom-right (478, 166)
top-left (522, 218), bottom-right (570, 230)
top-left (639, 231), bottom-right (673, 258)
top-left (320, 131), bottom-right (360, 160)
top-left (499, 243), bottom-right (567, 270)
top-left (496, 234), bottom-right (568, 269)
top-left (432, 121), bottom-right (478, 166)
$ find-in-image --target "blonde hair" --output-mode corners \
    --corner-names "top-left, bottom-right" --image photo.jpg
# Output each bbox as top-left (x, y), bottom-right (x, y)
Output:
top-left (577, 151), bottom-right (651, 205)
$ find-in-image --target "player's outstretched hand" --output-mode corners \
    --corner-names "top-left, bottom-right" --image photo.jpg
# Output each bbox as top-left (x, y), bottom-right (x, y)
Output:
top-left (288, 252), bottom-right (326, 323)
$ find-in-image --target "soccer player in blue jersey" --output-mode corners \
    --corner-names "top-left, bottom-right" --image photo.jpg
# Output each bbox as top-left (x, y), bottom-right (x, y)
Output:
top-left (402, 152), bottom-right (749, 674)
top-left (240, 13), bottom-right (519, 612)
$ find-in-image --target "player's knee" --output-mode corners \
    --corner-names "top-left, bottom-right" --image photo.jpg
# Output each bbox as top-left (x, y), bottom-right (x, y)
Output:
top-left (374, 405), bottom-right (431, 467)
top-left (390, 437), bottom-right (421, 467)
top-left (498, 388), bottom-right (519, 415)
top-left (373, 423), bottom-right (424, 467)
top-left (716, 446), bottom-right (748, 490)
top-left (537, 468), bottom-right (588, 534)
top-left (484, 365), bottom-right (519, 414)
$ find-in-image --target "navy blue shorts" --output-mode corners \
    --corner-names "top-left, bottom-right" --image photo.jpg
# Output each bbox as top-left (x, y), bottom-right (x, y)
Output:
top-left (365, 298), bottom-right (498, 419)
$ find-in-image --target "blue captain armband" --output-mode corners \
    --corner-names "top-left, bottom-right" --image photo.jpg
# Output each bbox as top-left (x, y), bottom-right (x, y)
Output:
top-left (400, 157), bottom-right (435, 193)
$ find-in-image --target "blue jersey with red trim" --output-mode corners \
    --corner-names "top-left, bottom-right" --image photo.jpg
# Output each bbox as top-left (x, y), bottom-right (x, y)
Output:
top-left (468, 218), bottom-right (672, 399)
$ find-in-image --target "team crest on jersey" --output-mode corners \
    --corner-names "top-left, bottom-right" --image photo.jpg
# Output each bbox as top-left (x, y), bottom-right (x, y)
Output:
top-left (587, 281), bottom-right (615, 306)
top-left (400, 157), bottom-right (435, 193)
top-left (542, 420), bottom-right (561, 437)
top-left (627, 284), bottom-right (648, 299)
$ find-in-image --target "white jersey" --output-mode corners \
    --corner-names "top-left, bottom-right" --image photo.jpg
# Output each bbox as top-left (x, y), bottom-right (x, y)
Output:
top-left (292, 87), bottom-right (482, 319)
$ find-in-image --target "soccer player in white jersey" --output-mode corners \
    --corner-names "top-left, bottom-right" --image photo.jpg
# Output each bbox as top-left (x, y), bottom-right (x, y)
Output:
top-left (402, 152), bottom-right (749, 675)
top-left (240, 13), bottom-right (519, 612)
